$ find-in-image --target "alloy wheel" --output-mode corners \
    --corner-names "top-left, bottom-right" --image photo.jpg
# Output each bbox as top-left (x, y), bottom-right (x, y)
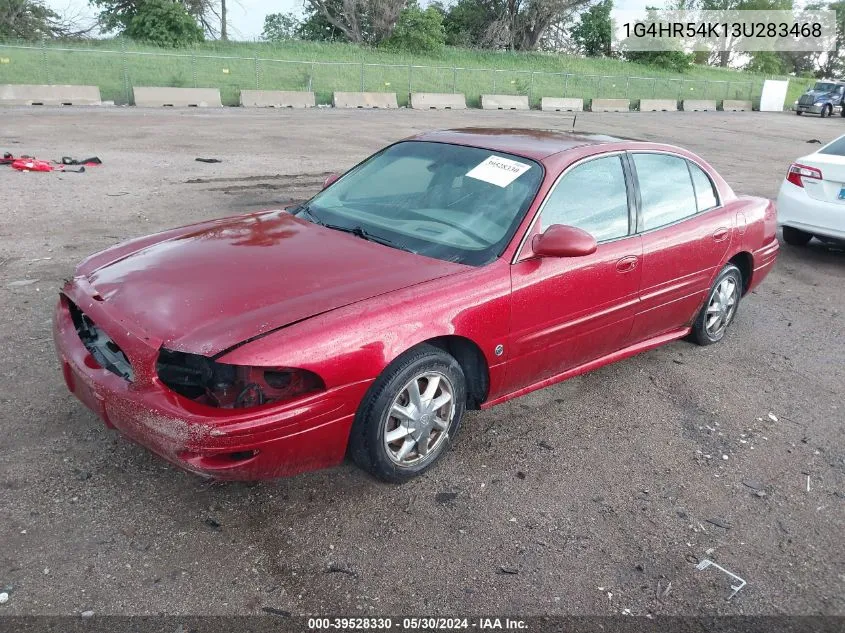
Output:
top-left (383, 371), bottom-right (455, 467)
top-left (705, 276), bottom-right (739, 339)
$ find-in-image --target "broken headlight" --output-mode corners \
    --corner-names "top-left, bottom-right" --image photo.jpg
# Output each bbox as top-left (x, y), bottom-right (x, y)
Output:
top-left (156, 349), bottom-right (323, 409)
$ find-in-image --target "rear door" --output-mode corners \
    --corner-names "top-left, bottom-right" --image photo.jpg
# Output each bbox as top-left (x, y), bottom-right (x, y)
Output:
top-left (628, 152), bottom-right (733, 343)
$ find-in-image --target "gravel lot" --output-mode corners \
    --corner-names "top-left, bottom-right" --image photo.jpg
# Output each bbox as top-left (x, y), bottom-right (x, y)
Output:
top-left (0, 107), bottom-right (843, 617)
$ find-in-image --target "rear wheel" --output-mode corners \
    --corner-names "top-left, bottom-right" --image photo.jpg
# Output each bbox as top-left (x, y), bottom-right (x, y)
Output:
top-left (691, 264), bottom-right (742, 346)
top-left (349, 344), bottom-right (466, 483)
top-left (783, 226), bottom-right (813, 246)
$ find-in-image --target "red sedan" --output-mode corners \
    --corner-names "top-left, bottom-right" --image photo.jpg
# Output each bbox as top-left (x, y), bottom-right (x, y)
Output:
top-left (53, 129), bottom-right (779, 483)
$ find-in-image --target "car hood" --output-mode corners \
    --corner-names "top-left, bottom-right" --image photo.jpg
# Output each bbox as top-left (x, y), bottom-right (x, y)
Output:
top-left (78, 210), bottom-right (468, 356)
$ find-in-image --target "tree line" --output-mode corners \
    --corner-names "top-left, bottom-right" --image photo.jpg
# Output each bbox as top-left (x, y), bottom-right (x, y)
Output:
top-left (1, 0), bottom-right (844, 76)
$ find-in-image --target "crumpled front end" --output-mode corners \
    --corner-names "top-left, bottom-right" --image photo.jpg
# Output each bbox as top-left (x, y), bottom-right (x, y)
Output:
top-left (53, 277), bottom-right (368, 480)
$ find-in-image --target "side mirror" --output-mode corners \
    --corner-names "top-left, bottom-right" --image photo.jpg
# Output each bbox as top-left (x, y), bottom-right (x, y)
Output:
top-left (322, 173), bottom-right (340, 189)
top-left (532, 224), bottom-right (597, 258)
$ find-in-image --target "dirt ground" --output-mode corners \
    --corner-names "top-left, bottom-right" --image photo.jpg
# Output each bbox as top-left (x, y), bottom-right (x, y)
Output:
top-left (0, 107), bottom-right (843, 618)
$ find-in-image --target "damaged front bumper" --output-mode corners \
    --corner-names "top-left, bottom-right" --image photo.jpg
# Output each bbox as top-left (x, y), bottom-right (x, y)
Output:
top-left (53, 279), bottom-right (368, 480)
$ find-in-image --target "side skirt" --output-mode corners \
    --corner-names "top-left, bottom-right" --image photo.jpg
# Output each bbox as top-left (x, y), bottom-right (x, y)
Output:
top-left (481, 327), bottom-right (690, 409)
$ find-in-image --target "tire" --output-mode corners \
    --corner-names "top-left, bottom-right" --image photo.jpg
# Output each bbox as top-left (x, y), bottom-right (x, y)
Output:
top-left (821, 105), bottom-right (831, 118)
top-left (690, 264), bottom-right (743, 346)
top-left (840, 107), bottom-right (845, 117)
top-left (783, 226), bottom-right (813, 246)
top-left (796, 110), bottom-right (803, 115)
top-left (348, 344), bottom-right (466, 483)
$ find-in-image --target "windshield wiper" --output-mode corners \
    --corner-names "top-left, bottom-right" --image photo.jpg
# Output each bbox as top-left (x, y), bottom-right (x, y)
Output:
top-left (294, 204), bottom-right (415, 254)
top-left (294, 203), bottom-right (323, 225)
top-left (322, 222), bottom-right (415, 253)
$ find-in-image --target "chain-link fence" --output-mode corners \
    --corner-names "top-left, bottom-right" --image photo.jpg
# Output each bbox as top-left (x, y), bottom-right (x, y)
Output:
top-left (0, 40), bottom-right (767, 108)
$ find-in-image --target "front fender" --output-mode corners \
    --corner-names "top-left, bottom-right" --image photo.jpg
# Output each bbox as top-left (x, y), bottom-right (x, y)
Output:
top-left (217, 260), bottom-right (512, 393)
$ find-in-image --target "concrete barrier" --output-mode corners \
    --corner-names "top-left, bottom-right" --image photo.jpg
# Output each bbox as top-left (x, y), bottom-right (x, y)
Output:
top-left (639, 99), bottom-right (678, 112)
top-left (682, 100), bottom-right (717, 112)
top-left (481, 95), bottom-right (530, 110)
top-left (0, 84), bottom-right (101, 106)
top-left (410, 93), bottom-right (467, 110)
top-left (133, 87), bottom-right (222, 107)
top-left (239, 90), bottom-right (315, 108)
top-left (541, 97), bottom-right (583, 112)
top-left (591, 99), bottom-right (630, 112)
top-left (332, 92), bottom-right (398, 108)
top-left (722, 100), bottom-right (753, 112)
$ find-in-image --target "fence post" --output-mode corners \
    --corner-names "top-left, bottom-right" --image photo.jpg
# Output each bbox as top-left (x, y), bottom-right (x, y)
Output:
top-left (529, 72), bottom-right (534, 106)
top-left (41, 35), bottom-right (48, 84)
top-left (452, 67), bottom-right (457, 93)
top-left (254, 52), bottom-right (260, 89)
top-left (625, 76), bottom-right (629, 99)
top-left (191, 53), bottom-right (197, 88)
top-left (309, 62), bottom-right (314, 93)
top-left (652, 77), bottom-right (656, 98)
top-left (492, 70), bottom-right (497, 93)
top-left (121, 39), bottom-right (130, 104)
top-left (360, 62), bottom-right (365, 91)
top-left (563, 73), bottom-right (569, 97)
top-left (408, 64), bottom-right (412, 97)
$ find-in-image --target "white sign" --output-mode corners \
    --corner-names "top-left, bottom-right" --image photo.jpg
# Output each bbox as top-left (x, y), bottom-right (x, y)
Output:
top-left (466, 155), bottom-right (532, 188)
top-left (760, 79), bottom-right (789, 112)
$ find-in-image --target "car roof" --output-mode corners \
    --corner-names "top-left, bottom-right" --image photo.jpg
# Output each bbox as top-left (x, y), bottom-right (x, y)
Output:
top-left (408, 128), bottom-right (632, 161)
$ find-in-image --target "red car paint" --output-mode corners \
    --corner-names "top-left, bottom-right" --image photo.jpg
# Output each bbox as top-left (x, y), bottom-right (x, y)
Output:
top-left (53, 129), bottom-right (779, 480)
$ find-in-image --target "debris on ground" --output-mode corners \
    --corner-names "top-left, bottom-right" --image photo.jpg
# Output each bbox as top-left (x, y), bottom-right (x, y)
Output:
top-left (695, 559), bottom-right (747, 600)
top-left (499, 566), bottom-right (519, 575)
top-left (262, 607), bottom-right (292, 617)
top-left (742, 480), bottom-right (764, 491)
top-left (0, 592), bottom-right (9, 604)
top-left (195, 157), bottom-right (223, 163)
top-left (2, 152), bottom-right (101, 173)
top-left (435, 491), bottom-right (458, 503)
top-left (80, 610), bottom-right (95, 618)
top-left (326, 563), bottom-right (357, 577)
top-left (806, 139), bottom-right (823, 144)
top-left (203, 517), bottom-right (222, 531)
top-left (706, 517), bottom-right (732, 530)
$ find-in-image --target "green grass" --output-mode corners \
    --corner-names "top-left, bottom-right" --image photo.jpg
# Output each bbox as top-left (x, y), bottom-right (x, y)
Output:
top-left (0, 37), bottom-right (810, 107)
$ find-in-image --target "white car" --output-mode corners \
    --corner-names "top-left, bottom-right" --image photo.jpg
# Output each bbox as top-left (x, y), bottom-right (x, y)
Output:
top-left (777, 135), bottom-right (845, 245)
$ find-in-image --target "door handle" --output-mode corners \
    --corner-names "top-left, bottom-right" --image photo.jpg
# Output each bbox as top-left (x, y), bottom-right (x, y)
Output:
top-left (616, 255), bottom-right (638, 273)
top-left (713, 228), bottom-right (730, 242)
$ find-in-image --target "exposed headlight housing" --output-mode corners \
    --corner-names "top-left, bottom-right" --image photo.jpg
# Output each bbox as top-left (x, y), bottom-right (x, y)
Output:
top-left (156, 349), bottom-right (323, 408)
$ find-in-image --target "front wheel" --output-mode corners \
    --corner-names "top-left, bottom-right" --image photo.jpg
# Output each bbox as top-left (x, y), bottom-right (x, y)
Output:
top-left (690, 264), bottom-right (742, 346)
top-left (796, 110), bottom-right (803, 115)
top-left (349, 344), bottom-right (466, 483)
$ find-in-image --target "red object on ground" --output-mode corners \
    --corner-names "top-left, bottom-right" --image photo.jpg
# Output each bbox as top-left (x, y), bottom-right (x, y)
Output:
top-left (11, 158), bottom-right (55, 172)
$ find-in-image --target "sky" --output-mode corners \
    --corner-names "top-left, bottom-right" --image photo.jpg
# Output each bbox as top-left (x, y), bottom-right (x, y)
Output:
top-left (47, 0), bottom-right (652, 41)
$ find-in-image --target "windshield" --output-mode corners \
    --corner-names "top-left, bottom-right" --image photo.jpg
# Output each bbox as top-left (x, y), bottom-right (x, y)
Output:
top-left (813, 82), bottom-right (838, 92)
top-left (298, 141), bottom-right (544, 266)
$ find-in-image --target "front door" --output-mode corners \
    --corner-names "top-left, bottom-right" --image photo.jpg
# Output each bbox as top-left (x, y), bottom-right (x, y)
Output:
top-left (506, 153), bottom-right (642, 392)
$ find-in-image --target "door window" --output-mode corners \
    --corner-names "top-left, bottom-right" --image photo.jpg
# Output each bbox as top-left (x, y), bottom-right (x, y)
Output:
top-left (633, 153), bottom-right (698, 230)
top-left (688, 162), bottom-right (719, 211)
top-left (539, 155), bottom-right (630, 242)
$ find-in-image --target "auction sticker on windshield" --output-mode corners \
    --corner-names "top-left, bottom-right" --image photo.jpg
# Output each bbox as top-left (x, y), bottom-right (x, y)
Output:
top-left (466, 155), bottom-right (532, 187)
